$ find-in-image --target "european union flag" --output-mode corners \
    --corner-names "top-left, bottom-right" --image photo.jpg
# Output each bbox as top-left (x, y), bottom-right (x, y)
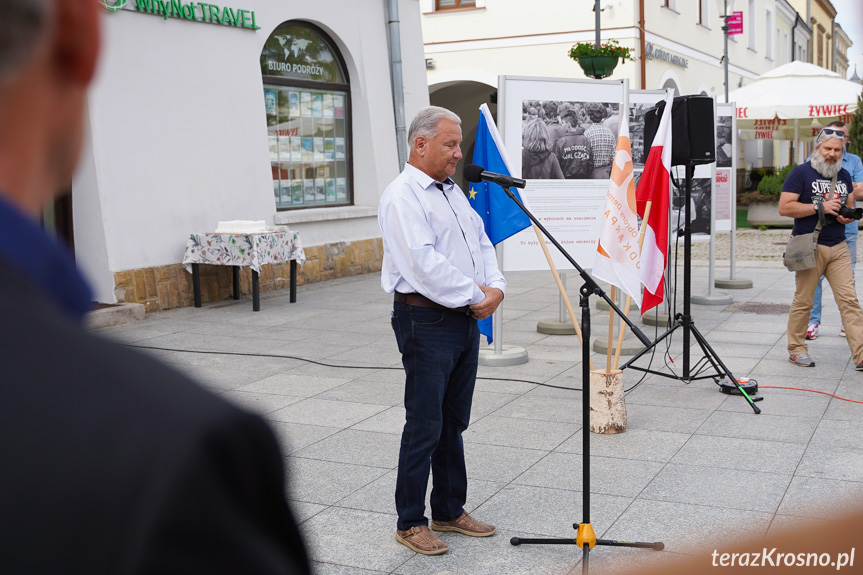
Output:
top-left (469, 103), bottom-right (531, 343)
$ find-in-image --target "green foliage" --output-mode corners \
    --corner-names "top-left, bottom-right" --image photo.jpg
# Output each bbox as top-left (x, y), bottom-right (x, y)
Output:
top-left (849, 95), bottom-right (863, 157)
top-left (741, 162), bottom-right (797, 204)
top-left (568, 39), bottom-right (635, 63)
top-left (756, 173), bottom-right (783, 197)
top-left (777, 163), bottom-right (796, 181)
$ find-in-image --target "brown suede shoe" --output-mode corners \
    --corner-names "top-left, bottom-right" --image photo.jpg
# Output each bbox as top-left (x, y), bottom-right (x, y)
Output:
top-left (396, 525), bottom-right (448, 555)
top-left (431, 511), bottom-right (496, 537)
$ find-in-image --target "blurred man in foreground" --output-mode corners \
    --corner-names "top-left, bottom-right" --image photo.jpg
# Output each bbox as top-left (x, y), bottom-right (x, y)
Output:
top-left (0, 1), bottom-right (309, 572)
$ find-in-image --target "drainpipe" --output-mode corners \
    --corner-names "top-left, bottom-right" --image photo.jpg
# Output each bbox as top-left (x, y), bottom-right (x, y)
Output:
top-left (790, 14), bottom-right (799, 163)
top-left (831, 18), bottom-right (836, 72)
top-left (639, 0), bottom-right (646, 89)
top-left (387, 0), bottom-right (408, 169)
top-left (791, 14), bottom-right (798, 61)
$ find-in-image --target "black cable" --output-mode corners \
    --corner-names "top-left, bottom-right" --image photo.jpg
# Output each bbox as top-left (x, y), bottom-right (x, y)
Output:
top-left (123, 344), bottom-right (583, 391)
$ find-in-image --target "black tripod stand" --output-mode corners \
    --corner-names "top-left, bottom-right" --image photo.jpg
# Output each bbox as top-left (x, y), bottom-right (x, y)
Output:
top-left (618, 164), bottom-right (761, 414)
top-left (499, 186), bottom-right (664, 573)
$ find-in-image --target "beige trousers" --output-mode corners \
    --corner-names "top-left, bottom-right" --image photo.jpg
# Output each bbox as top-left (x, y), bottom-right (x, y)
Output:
top-left (788, 241), bottom-right (863, 364)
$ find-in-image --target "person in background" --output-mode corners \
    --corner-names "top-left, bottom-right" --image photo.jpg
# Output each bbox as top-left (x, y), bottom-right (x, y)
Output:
top-left (0, 1), bottom-right (310, 572)
top-left (602, 103), bottom-right (619, 138)
top-left (552, 108), bottom-right (593, 179)
top-left (522, 119), bottom-right (564, 179)
top-left (779, 128), bottom-right (863, 370)
top-left (583, 102), bottom-right (616, 179)
top-left (716, 125), bottom-right (732, 166)
top-left (378, 106), bottom-right (504, 556)
top-left (543, 100), bottom-right (566, 143)
top-left (805, 121), bottom-right (863, 340)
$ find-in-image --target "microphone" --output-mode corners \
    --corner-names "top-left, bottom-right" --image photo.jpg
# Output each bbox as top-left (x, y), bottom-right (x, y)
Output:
top-left (463, 164), bottom-right (526, 189)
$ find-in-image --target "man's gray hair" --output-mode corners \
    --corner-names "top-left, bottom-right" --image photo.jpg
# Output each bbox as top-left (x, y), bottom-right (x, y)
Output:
top-left (814, 128), bottom-right (845, 149)
top-left (0, 0), bottom-right (53, 85)
top-left (408, 106), bottom-right (461, 148)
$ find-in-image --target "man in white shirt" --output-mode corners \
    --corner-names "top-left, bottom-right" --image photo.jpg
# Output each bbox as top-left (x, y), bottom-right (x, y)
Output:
top-left (379, 106), bottom-right (504, 556)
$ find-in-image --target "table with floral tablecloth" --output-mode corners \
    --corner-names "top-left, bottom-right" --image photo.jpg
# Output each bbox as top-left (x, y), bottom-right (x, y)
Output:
top-left (182, 230), bottom-right (305, 311)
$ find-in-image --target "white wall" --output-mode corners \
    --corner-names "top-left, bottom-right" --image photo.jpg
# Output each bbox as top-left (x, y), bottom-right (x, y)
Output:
top-left (74, 0), bottom-right (428, 302)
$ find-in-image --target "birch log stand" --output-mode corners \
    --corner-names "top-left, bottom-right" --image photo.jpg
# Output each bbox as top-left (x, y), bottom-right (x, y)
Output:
top-left (589, 369), bottom-right (626, 434)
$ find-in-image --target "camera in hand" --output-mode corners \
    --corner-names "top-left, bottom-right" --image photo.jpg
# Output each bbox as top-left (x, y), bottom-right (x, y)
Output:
top-left (837, 205), bottom-right (863, 221)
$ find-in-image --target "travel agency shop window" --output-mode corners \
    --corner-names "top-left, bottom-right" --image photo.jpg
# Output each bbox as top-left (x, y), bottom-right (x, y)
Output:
top-left (261, 21), bottom-right (351, 210)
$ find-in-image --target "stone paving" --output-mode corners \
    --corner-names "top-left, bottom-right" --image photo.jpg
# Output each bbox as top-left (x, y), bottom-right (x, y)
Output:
top-left (95, 238), bottom-right (863, 575)
top-left (689, 228), bottom-right (863, 264)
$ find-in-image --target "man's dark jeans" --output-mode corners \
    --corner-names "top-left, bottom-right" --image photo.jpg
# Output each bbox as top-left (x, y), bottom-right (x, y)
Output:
top-left (391, 301), bottom-right (479, 531)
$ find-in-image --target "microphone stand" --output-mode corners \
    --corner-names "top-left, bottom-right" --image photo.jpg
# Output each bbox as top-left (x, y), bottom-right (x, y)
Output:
top-left (500, 186), bottom-right (663, 574)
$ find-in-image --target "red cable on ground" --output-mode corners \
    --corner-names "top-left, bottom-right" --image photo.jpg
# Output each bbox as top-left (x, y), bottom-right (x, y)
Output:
top-left (759, 386), bottom-right (863, 404)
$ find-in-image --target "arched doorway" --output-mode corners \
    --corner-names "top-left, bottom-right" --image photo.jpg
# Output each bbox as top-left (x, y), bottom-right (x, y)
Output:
top-left (429, 80), bottom-right (497, 191)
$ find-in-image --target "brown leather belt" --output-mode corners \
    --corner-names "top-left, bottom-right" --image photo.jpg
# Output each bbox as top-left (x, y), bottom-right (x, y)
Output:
top-left (394, 291), bottom-right (471, 315)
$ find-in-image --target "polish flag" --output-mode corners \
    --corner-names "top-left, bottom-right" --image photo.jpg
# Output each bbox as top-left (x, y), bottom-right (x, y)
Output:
top-left (636, 91), bottom-right (674, 315)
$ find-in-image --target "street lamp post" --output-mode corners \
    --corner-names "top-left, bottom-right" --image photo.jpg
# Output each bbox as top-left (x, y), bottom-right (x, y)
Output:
top-left (722, 0), bottom-right (730, 103)
top-left (716, 0), bottom-right (753, 290)
top-left (595, 0), bottom-right (601, 51)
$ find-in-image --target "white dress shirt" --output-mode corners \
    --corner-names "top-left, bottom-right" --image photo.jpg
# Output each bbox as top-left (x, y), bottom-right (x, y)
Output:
top-left (379, 163), bottom-right (506, 308)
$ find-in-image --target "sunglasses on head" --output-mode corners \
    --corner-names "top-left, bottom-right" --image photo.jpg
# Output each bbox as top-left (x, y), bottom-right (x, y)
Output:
top-left (820, 127), bottom-right (848, 138)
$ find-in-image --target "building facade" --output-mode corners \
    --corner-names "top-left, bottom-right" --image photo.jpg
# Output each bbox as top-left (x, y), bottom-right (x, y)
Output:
top-left (422, 0), bottom-right (797, 177)
top-left (421, 0), bottom-right (852, 176)
top-left (835, 23), bottom-right (852, 78)
top-left (68, 0), bottom-right (429, 310)
top-left (787, 0), bottom-right (838, 69)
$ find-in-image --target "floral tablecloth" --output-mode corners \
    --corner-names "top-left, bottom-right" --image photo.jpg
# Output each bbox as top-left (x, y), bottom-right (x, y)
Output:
top-left (182, 230), bottom-right (305, 275)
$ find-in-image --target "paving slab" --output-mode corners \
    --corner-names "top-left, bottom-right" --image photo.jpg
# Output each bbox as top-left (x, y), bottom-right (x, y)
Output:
top-left (513, 452), bottom-right (664, 498)
top-left (669, 434), bottom-right (805, 475)
top-left (556, 429), bottom-right (690, 463)
top-left (287, 457), bottom-right (389, 506)
top-left (776, 475), bottom-right (863, 519)
top-left (603, 499), bottom-right (773, 555)
top-left (639, 463), bottom-right (792, 513)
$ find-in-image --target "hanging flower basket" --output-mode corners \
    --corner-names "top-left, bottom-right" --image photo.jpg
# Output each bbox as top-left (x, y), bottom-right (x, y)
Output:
top-left (576, 55), bottom-right (620, 79)
top-left (568, 39), bottom-right (634, 79)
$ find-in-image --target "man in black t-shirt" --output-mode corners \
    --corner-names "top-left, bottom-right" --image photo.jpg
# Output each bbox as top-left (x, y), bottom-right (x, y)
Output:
top-left (552, 110), bottom-right (593, 179)
top-left (779, 128), bottom-right (863, 370)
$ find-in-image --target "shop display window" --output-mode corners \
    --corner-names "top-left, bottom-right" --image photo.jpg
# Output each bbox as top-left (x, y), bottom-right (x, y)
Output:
top-left (261, 22), bottom-right (351, 210)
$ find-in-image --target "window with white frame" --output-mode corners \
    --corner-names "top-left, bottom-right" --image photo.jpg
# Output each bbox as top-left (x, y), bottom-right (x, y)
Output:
top-left (698, 0), bottom-right (709, 26)
top-left (765, 8), bottom-right (772, 59)
top-left (436, 0), bottom-right (476, 9)
top-left (420, 0), bottom-right (485, 12)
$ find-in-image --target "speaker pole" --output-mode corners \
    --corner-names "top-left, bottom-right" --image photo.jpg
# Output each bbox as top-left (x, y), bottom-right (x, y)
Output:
top-left (682, 165), bottom-right (693, 376)
top-left (717, 6), bottom-right (754, 291)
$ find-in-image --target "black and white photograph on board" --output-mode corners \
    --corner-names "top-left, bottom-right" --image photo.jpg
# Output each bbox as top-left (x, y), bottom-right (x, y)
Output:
top-left (628, 102), bottom-right (652, 169)
top-left (671, 176), bottom-right (712, 237)
top-left (716, 114), bottom-right (733, 168)
top-left (521, 100), bottom-right (620, 180)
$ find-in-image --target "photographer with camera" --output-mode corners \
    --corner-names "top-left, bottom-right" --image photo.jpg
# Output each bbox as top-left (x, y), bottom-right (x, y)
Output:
top-left (779, 128), bottom-right (863, 370)
top-left (805, 121), bottom-right (863, 340)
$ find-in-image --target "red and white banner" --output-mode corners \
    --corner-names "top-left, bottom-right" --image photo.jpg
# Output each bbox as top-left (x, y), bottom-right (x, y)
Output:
top-left (593, 107), bottom-right (641, 307)
top-left (636, 91), bottom-right (674, 315)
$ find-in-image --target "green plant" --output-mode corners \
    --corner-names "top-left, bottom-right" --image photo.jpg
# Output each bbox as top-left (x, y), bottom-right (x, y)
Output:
top-left (568, 39), bottom-right (635, 63)
top-left (756, 173), bottom-right (783, 197)
top-left (740, 162), bottom-right (797, 205)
